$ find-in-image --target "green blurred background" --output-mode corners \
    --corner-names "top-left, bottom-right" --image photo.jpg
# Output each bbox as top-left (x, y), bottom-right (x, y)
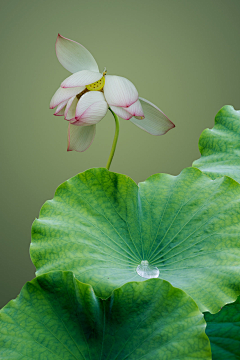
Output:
top-left (1, 0), bottom-right (240, 308)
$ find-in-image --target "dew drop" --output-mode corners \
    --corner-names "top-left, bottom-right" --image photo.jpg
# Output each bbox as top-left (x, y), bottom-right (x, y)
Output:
top-left (136, 260), bottom-right (159, 279)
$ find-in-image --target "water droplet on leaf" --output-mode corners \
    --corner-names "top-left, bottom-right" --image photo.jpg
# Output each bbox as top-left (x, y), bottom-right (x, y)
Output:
top-left (136, 260), bottom-right (159, 279)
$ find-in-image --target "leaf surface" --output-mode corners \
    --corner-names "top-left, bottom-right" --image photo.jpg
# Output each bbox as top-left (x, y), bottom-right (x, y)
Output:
top-left (0, 271), bottom-right (211, 359)
top-left (205, 295), bottom-right (240, 359)
top-left (193, 105), bottom-right (240, 182)
top-left (31, 167), bottom-right (240, 313)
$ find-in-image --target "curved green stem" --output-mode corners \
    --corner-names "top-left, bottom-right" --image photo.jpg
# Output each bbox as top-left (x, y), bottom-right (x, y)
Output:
top-left (106, 108), bottom-right (120, 170)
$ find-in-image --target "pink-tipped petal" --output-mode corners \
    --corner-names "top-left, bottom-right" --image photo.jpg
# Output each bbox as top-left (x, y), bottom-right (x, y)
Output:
top-left (55, 108), bottom-right (65, 116)
top-left (104, 75), bottom-right (139, 107)
top-left (61, 70), bottom-right (103, 88)
top-left (56, 34), bottom-right (99, 73)
top-left (67, 123), bottom-right (96, 152)
top-left (54, 100), bottom-right (68, 116)
top-left (110, 106), bottom-right (132, 120)
top-left (75, 91), bottom-right (108, 122)
top-left (123, 99), bottom-right (145, 118)
top-left (64, 96), bottom-right (75, 118)
top-left (65, 96), bottom-right (78, 120)
top-left (50, 86), bottom-right (85, 109)
top-left (130, 97), bottom-right (175, 135)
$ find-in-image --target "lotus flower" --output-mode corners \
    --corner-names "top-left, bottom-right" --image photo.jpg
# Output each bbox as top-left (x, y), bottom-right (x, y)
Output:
top-left (50, 34), bottom-right (175, 152)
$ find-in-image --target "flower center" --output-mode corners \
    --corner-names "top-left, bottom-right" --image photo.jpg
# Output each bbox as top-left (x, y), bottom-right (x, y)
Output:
top-left (86, 76), bottom-right (105, 91)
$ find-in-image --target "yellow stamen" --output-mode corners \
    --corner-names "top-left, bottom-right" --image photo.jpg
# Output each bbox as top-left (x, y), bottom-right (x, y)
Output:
top-left (86, 76), bottom-right (105, 91)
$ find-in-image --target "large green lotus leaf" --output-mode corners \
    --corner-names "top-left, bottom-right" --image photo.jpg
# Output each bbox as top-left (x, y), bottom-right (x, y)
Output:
top-left (205, 295), bottom-right (240, 359)
top-left (193, 105), bottom-right (240, 182)
top-left (31, 167), bottom-right (240, 313)
top-left (0, 271), bottom-right (211, 359)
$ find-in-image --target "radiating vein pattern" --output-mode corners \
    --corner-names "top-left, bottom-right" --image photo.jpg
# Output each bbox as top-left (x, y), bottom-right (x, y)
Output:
top-left (0, 271), bottom-right (211, 360)
top-left (31, 167), bottom-right (240, 312)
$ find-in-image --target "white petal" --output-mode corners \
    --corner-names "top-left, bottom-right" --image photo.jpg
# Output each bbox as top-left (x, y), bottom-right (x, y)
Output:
top-left (110, 106), bottom-right (132, 120)
top-left (61, 70), bottom-right (102, 88)
top-left (123, 99), bottom-right (144, 118)
top-left (130, 98), bottom-right (175, 135)
top-left (104, 75), bottom-right (138, 107)
top-left (54, 100), bottom-right (68, 116)
top-left (50, 86), bottom-right (85, 109)
top-left (75, 91), bottom-right (108, 125)
top-left (74, 101), bottom-right (108, 125)
top-left (67, 123), bottom-right (96, 152)
top-left (65, 96), bottom-right (78, 120)
top-left (75, 91), bottom-right (106, 117)
top-left (56, 34), bottom-right (99, 73)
